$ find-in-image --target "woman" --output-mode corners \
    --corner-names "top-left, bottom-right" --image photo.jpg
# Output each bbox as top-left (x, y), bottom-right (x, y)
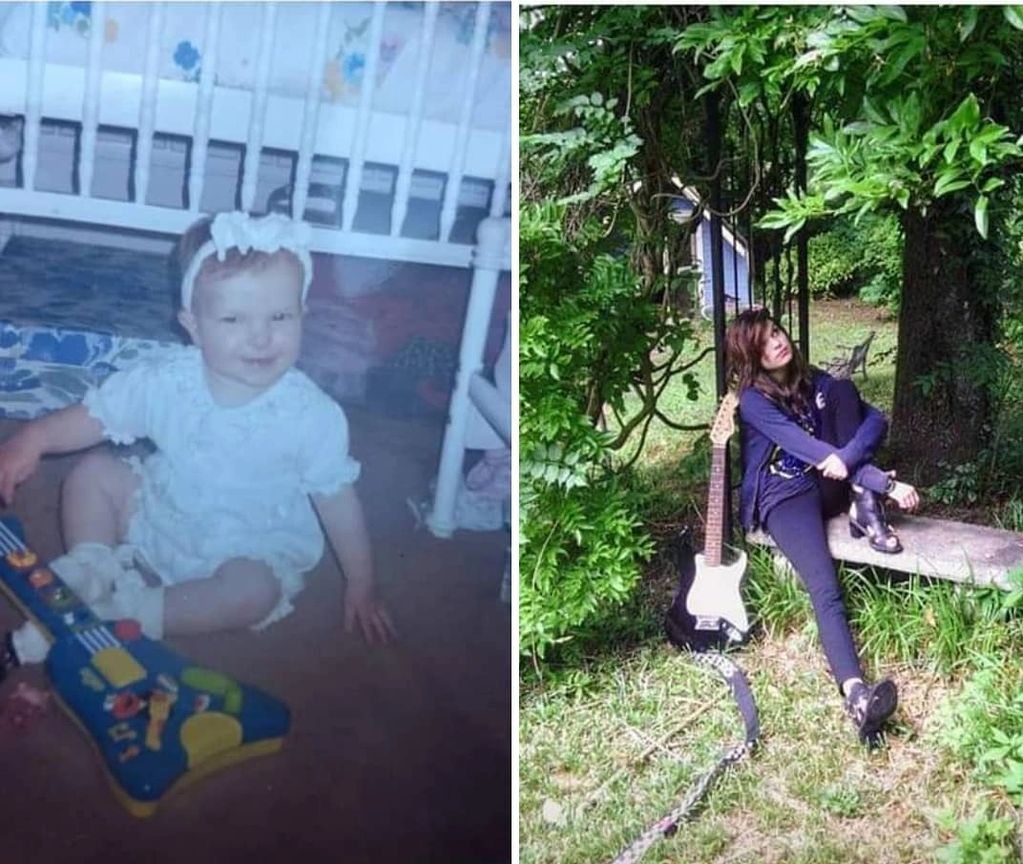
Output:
top-left (726, 308), bottom-right (919, 744)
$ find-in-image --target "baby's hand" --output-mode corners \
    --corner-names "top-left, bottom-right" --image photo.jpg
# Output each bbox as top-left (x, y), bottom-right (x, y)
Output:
top-left (344, 581), bottom-right (397, 645)
top-left (0, 429), bottom-right (43, 507)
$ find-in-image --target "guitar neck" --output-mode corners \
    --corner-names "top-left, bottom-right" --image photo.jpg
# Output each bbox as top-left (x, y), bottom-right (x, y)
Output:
top-left (705, 443), bottom-right (727, 567)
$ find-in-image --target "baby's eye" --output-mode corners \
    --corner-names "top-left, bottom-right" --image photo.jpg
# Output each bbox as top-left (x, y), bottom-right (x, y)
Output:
top-left (272, 312), bottom-right (293, 322)
top-left (219, 315), bottom-right (238, 324)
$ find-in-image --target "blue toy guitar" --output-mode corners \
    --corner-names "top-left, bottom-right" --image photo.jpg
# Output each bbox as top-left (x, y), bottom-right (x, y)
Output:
top-left (0, 517), bottom-right (290, 817)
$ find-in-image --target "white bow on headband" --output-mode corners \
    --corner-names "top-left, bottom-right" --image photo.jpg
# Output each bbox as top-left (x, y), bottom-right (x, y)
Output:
top-left (180, 211), bottom-right (313, 311)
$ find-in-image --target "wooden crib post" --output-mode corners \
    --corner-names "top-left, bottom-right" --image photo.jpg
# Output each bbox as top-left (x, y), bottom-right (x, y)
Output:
top-left (427, 216), bottom-right (510, 539)
top-left (340, 3), bottom-right (387, 232)
top-left (391, 2), bottom-right (440, 237)
top-left (292, 3), bottom-right (334, 221)
top-left (240, 1), bottom-right (278, 213)
top-left (134, 2), bottom-right (165, 206)
top-left (188, 2), bottom-right (223, 213)
top-left (22, 0), bottom-right (48, 194)
top-left (439, 1), bottom-right (491, 243)
top-left (78, 0), bottom-right (106, 199)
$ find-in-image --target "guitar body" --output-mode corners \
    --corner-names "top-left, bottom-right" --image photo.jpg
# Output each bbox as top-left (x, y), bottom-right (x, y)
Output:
top-left (665, 528), bottom-right (750, 652)
top-left (690, 551), bottom-right (749, 637)
top-left (0, 517), bottom-right (290, 817)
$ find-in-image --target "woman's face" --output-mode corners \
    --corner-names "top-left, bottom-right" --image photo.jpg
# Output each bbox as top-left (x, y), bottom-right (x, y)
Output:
top-left (760, 320), bottom-right (792, 373)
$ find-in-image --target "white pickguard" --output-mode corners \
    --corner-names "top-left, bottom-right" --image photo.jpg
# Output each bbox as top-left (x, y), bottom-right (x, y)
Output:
top-left (688, 551), bottom-right (750, 637)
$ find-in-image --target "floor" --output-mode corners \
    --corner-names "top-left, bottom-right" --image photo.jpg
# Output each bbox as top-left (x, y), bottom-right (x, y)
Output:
top-left (0, 234), bottom-right (512, 863)
top-left (0, 406), bottom-right (511, 864)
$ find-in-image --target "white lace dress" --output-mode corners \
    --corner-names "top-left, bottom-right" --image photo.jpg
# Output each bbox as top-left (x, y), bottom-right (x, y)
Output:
top-left (83, 345), bottom-right (360, 625)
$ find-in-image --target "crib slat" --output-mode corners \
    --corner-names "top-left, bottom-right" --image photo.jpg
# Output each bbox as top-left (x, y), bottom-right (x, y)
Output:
top-left (390, 2), bottom-right (440, 237)
top-left (240, 1), bottom-right (278, 214)
top-left (134, 2), bottom-right (165, 205)
top-left (78, 1), bottom-right (106, 198)
top-left (489, 127), bottom-right (511, 218)
top-left (439, 2), bottom-right (491, 243)
top-left (341, 2), bottom-right (387, 232)
top-left (292, 3), bottom-right (334, 222)
top-left (22, 2), bottom-right (49, 192)
top-left (189, 2), bottom-right (223, 212)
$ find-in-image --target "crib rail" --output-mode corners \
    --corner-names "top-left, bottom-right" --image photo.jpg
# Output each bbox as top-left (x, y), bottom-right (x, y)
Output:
top-left (0, 1), bottom-right (510, 267)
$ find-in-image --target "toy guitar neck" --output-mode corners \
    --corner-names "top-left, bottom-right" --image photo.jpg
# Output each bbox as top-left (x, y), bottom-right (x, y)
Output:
top-left (0, 517), bottom-right (290, 817)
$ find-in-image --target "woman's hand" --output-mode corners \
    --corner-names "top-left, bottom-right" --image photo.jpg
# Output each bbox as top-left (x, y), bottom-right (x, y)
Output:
top-left (816, 453), bottom-right (848, 481)
top-left (887, 473), bottom-right (920, 511)
top-left (344, 581), bottom-right (398, 645)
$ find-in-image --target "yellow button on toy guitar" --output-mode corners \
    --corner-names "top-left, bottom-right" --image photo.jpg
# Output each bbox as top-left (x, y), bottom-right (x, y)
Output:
top-left (180, 712), bottom-right (243, 769)
top-left (91, 647), bottom-right (146, 688)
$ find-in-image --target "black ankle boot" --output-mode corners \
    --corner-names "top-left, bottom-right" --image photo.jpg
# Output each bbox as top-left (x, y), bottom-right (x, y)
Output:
top-left (844, 679), bottom-right (898, 745)
top-left (849, 487), bottom-right (902, 554)
top-left (0, 630), bottom-right (20, 683)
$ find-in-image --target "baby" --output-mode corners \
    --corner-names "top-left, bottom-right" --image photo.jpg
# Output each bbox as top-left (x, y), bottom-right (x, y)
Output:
top-left (0, 211), bottom-right (395, 675)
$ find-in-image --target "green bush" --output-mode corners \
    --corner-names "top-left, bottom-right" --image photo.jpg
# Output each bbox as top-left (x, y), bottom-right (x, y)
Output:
top-left (807, 213), bottom-right (903, 309)
top-left (518, 476), bottom-right (654, 661)
top-left (519, 202), bottom-right (656, 662)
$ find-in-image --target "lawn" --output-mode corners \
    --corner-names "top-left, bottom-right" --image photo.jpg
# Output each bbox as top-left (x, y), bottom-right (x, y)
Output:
top-left (519, 298), bottom-right (1023, 863)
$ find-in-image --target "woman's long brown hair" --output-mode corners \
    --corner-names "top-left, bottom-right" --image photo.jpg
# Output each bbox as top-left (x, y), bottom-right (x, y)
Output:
top-left (725, 308), bottom-right (814, 415)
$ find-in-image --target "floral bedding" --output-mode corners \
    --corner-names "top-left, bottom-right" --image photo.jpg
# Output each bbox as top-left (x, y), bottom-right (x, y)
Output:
top-left (0, 2), bottom-right (510, 129)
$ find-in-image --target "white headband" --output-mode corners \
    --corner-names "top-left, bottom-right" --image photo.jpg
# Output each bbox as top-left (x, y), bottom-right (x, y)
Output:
top-left (180, 211), bottom-right (313, 311)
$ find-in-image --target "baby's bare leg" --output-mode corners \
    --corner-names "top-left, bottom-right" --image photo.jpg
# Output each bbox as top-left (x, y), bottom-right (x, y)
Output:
top-left (162, 558), bottom-right (281, 636)
top-left (60, 448), bottom-right (139, 548)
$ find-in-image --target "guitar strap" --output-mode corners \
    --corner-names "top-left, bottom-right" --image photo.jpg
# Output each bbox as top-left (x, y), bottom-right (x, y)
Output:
top-left (608, 651), bottom-right (759, 864)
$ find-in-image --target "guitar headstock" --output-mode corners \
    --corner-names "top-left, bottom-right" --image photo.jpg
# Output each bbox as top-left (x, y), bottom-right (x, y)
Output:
top-left (709, 392), bottom-right (739, 447)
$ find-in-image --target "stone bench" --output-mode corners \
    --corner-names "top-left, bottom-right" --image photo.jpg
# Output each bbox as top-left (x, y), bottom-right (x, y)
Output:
top-left (746, 514), bottom-right (1023, 590)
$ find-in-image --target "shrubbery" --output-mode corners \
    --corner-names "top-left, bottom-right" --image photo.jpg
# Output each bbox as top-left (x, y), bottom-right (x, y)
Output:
top-left (807, 213), bottom-right (903, 309)
top-left (519, 203), bottom-right (656, 662)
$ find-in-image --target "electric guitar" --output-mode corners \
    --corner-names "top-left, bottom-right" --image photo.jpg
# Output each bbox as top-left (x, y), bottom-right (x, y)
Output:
top-left (0, 517), bottom-right (290, 817)
top-left (666, 392), bottom-right (750, 651)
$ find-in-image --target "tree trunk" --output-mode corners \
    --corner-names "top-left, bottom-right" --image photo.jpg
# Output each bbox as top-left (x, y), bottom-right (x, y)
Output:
top-left (892, 204), bottom-right (999, 484)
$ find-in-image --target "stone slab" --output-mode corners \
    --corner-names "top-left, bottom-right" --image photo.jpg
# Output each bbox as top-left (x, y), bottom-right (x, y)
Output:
top-left (747, 514), bottom-right (1023, 590)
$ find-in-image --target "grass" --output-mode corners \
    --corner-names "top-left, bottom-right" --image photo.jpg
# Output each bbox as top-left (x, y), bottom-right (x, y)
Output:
top-left (520, 298), bottom-right (1023, 863)
top-left (521, 552), bottom-right (1023, 863)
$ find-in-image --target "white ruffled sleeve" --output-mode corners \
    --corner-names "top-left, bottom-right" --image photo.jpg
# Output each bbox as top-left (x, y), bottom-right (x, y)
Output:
top-left (299, 397), bottom-right (362, 496)
top-left (81, 358), bottom-right (159, 445)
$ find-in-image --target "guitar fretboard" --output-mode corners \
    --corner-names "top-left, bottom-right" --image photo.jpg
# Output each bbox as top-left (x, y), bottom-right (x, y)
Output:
top-left (705, 443), bottom-right (727, 567)
top-left (0, 521), bottom-right (121, 650)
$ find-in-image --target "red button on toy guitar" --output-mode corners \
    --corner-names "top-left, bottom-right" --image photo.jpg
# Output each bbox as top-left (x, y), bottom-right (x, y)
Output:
top-left (114, 619), bottom-right (142, 641)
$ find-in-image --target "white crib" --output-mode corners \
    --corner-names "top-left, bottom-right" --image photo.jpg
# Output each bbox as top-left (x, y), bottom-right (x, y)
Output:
top-left (0, 0), bottom-right (511, 540)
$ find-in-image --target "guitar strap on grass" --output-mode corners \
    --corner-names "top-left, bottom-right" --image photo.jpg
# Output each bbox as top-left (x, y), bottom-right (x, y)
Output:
top-left (609, 651), bottom-right (759, 864)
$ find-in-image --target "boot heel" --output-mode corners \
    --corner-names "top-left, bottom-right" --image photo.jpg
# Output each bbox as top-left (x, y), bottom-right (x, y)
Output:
top-left (849, 521), bottom-right (865, 539)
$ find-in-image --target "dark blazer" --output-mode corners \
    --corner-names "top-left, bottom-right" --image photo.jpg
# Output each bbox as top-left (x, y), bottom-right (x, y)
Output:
top-left (737, 371), bottom-right (890, 531)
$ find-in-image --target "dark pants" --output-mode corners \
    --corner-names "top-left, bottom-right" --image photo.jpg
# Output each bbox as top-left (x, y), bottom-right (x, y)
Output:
top-left (764, 379), bottom-right (873, 689)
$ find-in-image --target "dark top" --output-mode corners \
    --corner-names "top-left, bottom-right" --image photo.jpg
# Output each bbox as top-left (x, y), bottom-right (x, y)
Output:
top-left (737, 370), bottom-right (890, 531)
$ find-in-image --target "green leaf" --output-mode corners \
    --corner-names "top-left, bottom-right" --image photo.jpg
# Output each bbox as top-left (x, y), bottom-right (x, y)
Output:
top-left (782, 218), bottom-right (806, 245)
top-left (968, 137), bottom-right (987, 164)
top-left (982, 176), bottom-right (1005, 193)
top-left (948, 93), bottom-right (981, 133)
top-left (1004, 5), bottom-right (1023, 30)
top-left (844, 6), bottom-right (880, 24)
top-left (877, 5), bottom-right (908, 22)
top-left (934, 170), bottom-right (969, 197)
top-left (959, 7), bottom-right (978, 40)
top-left (974, 195), bottom-right (989, 238)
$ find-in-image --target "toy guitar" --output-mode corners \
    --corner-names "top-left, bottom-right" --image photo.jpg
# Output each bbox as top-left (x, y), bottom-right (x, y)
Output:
top-left (666, 392), bottom-right (750, 651)
top-left (0, 517), bottom-right (290, 817)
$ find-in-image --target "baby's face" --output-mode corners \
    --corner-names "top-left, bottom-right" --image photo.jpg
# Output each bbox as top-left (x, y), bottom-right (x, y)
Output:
top-left (178, 254), bottom-right (304, 405)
